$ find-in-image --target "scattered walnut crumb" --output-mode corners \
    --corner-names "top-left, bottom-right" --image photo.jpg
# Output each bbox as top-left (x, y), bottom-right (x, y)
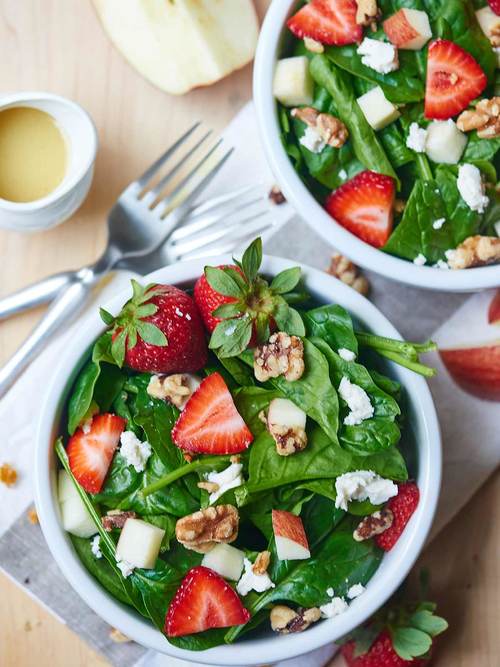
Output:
top-left (270, 605), bottom-right (321, 634)
top-left (230, 454), bottom-right (241, 464)
top-left (27, 508), bottom-right (38, 525)
top-left (175, 505), bottom-right (239, 553)
top-left (197, 481), bottom-right (219, 494)
top-left (0, 463), bottom-right (17, 487)
top-left (353, 508), bottom-right (393, 541)
top-left (267, 420), bottom-right (308, 457)
top-left (355, 0), bottom-right (381, 30)
top-left (102, 510), bottom-right (137, 532)
top-left (183, 453), bottom-right (193, 463)
top-left (254, 332), bottom-right (305, 383)
top-left (447, 236), bottom-right (500, 269)
top-left (394, 198), bottom-right (406, 214)
top-left (252, 550), bottom-right (271, 575)
top-left (303, 36), bottom-right (324, 53)
top-left (109, 627), bottom-right (131, 643)
top-left (327, 254), bottom-right (370, 296)
top-left (147, 374), bottom-right (195, 409)
top-left (457, 97), bottom-right (500, 139)
top-left (291, 107), bottom-right (349, 148)
top-left (269, 185), bottom-right (286, 205)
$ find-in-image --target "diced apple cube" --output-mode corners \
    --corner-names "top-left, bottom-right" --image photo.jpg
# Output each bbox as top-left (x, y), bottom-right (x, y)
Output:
top-left (58, 470), bottom-right (96, 538)
top-left (425, 120), bottom-right (468, 164)
top-left (357, 86), bottom-right (400, 131)
top-left (115, 518), bottom-right (165, 569)
top-left (202, 543), bottom-right (245, 581)
top-left (476, 7), bottom-right (500, 44)
top-left (268, 398), bottom-right (306, 430)
top-left (272, 509), bottom-right (310, 561)
top-left (383, 9), bottom-right (432, 51)
top-left (273, 56), bottom-right (314, 107)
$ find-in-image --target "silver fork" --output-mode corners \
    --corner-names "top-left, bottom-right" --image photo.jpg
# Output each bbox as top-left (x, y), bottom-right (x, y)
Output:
top-left (0, 123), bottom-right (234, 398)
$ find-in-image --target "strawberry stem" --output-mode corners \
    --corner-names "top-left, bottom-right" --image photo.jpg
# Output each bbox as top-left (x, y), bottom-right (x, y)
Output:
top-left (140, 455), bottom-right (232, 497)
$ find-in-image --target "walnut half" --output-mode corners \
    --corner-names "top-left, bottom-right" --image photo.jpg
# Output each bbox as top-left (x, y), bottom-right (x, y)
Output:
top-left (291, 107), bottom-right (349, 148)
top-left (327, 254), bottom-right (370, 296)
top-left (254, 332), bottom-right (305, 383)
top-left (270, 605), bottom-right (321, 634)
top-left (147, 374), bottom-right (199, 409)
top-left (447, 236), bottom-right (500, 270)
top-left (457, 98), bottom-right (500, 139)
top-left (175, 505), bottom-right (239, 553)
top-left (353, 508), bottom-right (394, 541)
top-left (355, 0), bottom-right (381, 30)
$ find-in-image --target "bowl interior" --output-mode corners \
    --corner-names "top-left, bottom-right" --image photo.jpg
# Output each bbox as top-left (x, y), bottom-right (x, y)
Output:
top-left (34, 256), bottom-right (441, 666)
top-left (253, 0), bottom-right (500, 292)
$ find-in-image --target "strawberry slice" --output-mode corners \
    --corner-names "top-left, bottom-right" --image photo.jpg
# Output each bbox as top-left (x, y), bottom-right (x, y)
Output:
top-left (375, 482), bottom-right (419, 551)
top-left (165, 566), bottom-right (251, 637)
top-left (67, 414), bottom-right (126, 494)
top-left (172, 372), bottom-right (253, 455)
top-left (488, 0), bottom-right (500, 16)
top-left (325, 170), bottom-right (395, 248)
top-left (424, 40), bottom-right (487, 120)
top-left (287, 0), bottom-right (362, 46)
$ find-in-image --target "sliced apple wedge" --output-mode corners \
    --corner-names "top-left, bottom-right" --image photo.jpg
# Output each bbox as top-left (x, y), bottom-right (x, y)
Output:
top-left (272, 509), bottom-right (310, 560)
top-left (383, 9), bottom-right (432, 51)
top-left (58, 470), bottom-right (96, 538)
top-left (115, 518), bottom-right (165, 569)
top-left (92, 0), bottom-right (259, 95)
top-left (439, 345), bottom-right (500, 401)
top-left (425, 120), bottom-right (467, 165)
top-left (476, 6), bottom-right (500, 45)
top-left (202, 543), bottom-right (245, 581)
top-left (357, 86), bottom-right (400, 131)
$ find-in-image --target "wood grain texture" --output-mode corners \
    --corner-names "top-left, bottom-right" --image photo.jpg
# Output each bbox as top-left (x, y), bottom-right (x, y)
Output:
top-left (0, 1), bottom-right (498, 665)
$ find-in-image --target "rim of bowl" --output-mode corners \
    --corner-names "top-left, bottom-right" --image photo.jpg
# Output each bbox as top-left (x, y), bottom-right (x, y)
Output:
top-left (253, 0), bottom-right (500, 292)
top-left (34, 256), bottom-right (441, 665)
top-left (0, 91), bottom-right (98, 211)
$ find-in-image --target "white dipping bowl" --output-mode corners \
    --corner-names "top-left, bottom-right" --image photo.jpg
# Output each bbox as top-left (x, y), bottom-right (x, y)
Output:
top-left (253, 0), bottom-right (500, 292)
top-left (34, 256), bottom-right (441, 665)
top-left (0, 92), bottom-right (97, 232)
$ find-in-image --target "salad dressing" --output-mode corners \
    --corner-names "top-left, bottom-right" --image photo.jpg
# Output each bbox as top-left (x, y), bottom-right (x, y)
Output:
top-left (0, 106), bottom-right (67, 202)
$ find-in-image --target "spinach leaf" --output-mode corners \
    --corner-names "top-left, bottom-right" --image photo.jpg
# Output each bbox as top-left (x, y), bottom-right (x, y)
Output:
top-left (234, 386), bottom-right (282, 435)
top-left (304, 304), bottom-right (358, 354)
top-left (309, 55), bottom-right (399, 183)
top-left (463, 133), bottom-right (500, 162)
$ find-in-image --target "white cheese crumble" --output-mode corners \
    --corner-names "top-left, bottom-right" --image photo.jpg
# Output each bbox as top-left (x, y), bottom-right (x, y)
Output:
top-left (495, 221), bottom-right (500, 237)
top-left (116, 559), bottom-right (134, 578)
top-left (433, 260), bottom-right (450, 270)
top-left (445, 249), bottom-right (457, 266)
top-left (320, 596), bottom-right (349, 618)
top-left (347, 583), bottom-right (365, 599)
top-left (338, 377), bottom-right (374, 426)
top-left (457, 164), bottom-right (489, 213)
top-left (299, 126), bottom-right (326, 153)
top-left (432, 218), bottom-right (446, 230)
top-left (338, 348), bottom-right (356, 362)
top-left (339, 169), bottom-right (348, 180)
top-left (206, 463), bottom-right (244, 504)
top-left (357, 38), bottom-right (399, 74)
top-left (236, 557), bottom-right (275, 596)
top-left (120, 431), bottom-right (152, 473)
top-left (326, 587), bottom-right (335, 597)
top-left (334, 470), bottom-right (398, 511)
top-left (406, 123), bottom-right (427, 153)
top-left (90, 535), bottom-right (102, 559)
top-left (413, 253), bottom-right (427, 266)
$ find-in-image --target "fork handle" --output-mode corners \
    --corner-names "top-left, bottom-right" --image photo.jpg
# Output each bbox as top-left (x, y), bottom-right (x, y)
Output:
top-left (0, 271), bottom-right (74, 320)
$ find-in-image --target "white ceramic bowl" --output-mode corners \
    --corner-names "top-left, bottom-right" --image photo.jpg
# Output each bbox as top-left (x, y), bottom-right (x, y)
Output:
top-left (253, 0), bottom-right (500, 292)
top-left (0, 92), bottom-right (98, 232)
top-left (34, 256), bottom-right (441, 666)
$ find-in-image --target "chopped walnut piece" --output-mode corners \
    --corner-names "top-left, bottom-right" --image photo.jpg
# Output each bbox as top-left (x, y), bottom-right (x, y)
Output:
top-left (457, 97), bottom-right (500, 139)
top-left (230, 454), bottom-right (241, 464)
top-left (270, 605), bottom-right (321, 634)
top-left (355, 0), bottom-right (381, 30)
top-left (147, 374), bottom-right (198, 409)
top-left (447, 236), bottom-right (500, 270)
top-left (175, 505), bottom-right (239, 553)
top-left (0, 463), bottom-right (17, 487)
top-left (304, 36), bottom-right (324, 53)
top-left (353, 508), bottom-right (394, 541)
top-left (197, 481), bottom-right (220, 494)
top-left (327, 254), bottom-right (370, 296)
top-left (269, 185), bottom-right (286, 205)
top-left (109, 628), bottom-right (131, 643)
top-left (291, 107), bottom-right (349, 148)
top-left (254, 332), bottom-right (305, 383)
top-left (102, 510), bottom-right (137, 532)
top-left (394, 199), bottom-right (406, 215)
top-left (252, 550), bottom-right (271, 575)
top-left (269, 423), bottom-right (308, 456)
top-left (491, 24), bottom-right (500, 47)
top-left (183, 452), bottom-right (193, 463)
top-left (27, 508), bottom-right (39, 525)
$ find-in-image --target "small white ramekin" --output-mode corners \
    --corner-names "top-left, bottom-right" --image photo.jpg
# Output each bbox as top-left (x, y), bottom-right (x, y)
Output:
top-left (0, 92), bottom-right (98, 232)
top-left (34, 256), bottom-right (441, 666)
top-left (253, 0), bottom-right (500, 292)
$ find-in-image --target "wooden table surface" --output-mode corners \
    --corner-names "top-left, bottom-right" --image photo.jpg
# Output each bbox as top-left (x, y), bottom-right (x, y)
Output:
top-left (0, 1), bottom-right (498, 665)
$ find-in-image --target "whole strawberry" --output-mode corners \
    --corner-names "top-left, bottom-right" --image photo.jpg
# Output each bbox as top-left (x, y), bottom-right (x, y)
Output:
top-left (194, 238), bottom-right (306, 358)
top-left (376, 482), bottom-right (420, 551)
top-left (342, 630), bottom-right (427, 667)
top-left (101, 281), bottom-right (207, 373)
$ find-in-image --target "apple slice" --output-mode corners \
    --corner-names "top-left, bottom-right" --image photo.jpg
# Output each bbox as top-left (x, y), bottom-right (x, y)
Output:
top-left (476, 6), bottom-right (500, 45)
top-left (115, 518), bottom-right (165, 569)
top-left (272, 509), bottom-right (310, 560)
top-left (92, 0), bottom-right (259, 95)
top-left (58, 470), bottom-right (96, 538)
top-left (202, 543), bottom-right (245, 581)
top-left (439, 345), bottom-right (500, 401)
top-left (356, 86), bottom-right (400, 131)
top-left (425, 120), bottom-right (467, 165)
top-left (488, 289), bottom-right (500, 325)
top-left (383, 9), bottom-right (432, 51)
top-left (273, 56), bottom-right (314, 107)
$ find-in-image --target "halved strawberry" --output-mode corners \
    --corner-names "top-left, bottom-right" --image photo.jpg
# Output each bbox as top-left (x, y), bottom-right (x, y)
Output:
top-left (488, 0), bottom-right (500, 16)
top-left (325, 170), bottom-right (395, 248)
top-left (165, 566), bottom-right (250, 637)
top-left (375, 482), bottom-right (419, 551)
top-left (287, 0), bottom-right (362, 46)
top-left (67, 414), bottom-right (126, 494)
top-left (424, 40), bottom-right (487, 120)
top-left (172, 372), bottom-right (253, 455)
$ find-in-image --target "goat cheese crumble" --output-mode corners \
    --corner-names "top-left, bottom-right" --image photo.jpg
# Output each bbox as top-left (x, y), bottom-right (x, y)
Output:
top-left (90, 534), bottom-right (102, 559)
top-left (406, 123), bottom-right (427, 153)
top-left (206, 462), bottom-right (244, 504)
top-left (320, 596), bottom-right (349, 618)
top-left (335, 470), bottom-right (398, 511)
top-left (457, 164), bottom-right (489, 213)
top-left (413, 253), bottom-right (427, 266)
top-left (236, 557), bottom-right (275, 596)
top-left (299, 126), bottom-right (326, 153)
top-left (338, 377), bottom-right (374, 426)
top-left (338, 348), bottom-right (356, 362)
top-left (120, 431), bottom-right (152, 473)
top-left (432, 218), bottom-right (446, 230)
top-left (433, 260), bottom-right (450, 270)
top-left (116, 559), bottom-right (134, 578)
top-left (357, 38), bottom-right (399, 74)
top-left (347, 583), bottom-right (365, 599)
top-left (339, 169), bottom-right (348, 180)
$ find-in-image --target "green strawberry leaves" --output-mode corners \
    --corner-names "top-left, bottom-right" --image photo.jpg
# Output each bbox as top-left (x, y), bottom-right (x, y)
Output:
top-left (99, 280), bottom-right (168, 368)
top-left (205, 238), bottom-right (307, 359)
